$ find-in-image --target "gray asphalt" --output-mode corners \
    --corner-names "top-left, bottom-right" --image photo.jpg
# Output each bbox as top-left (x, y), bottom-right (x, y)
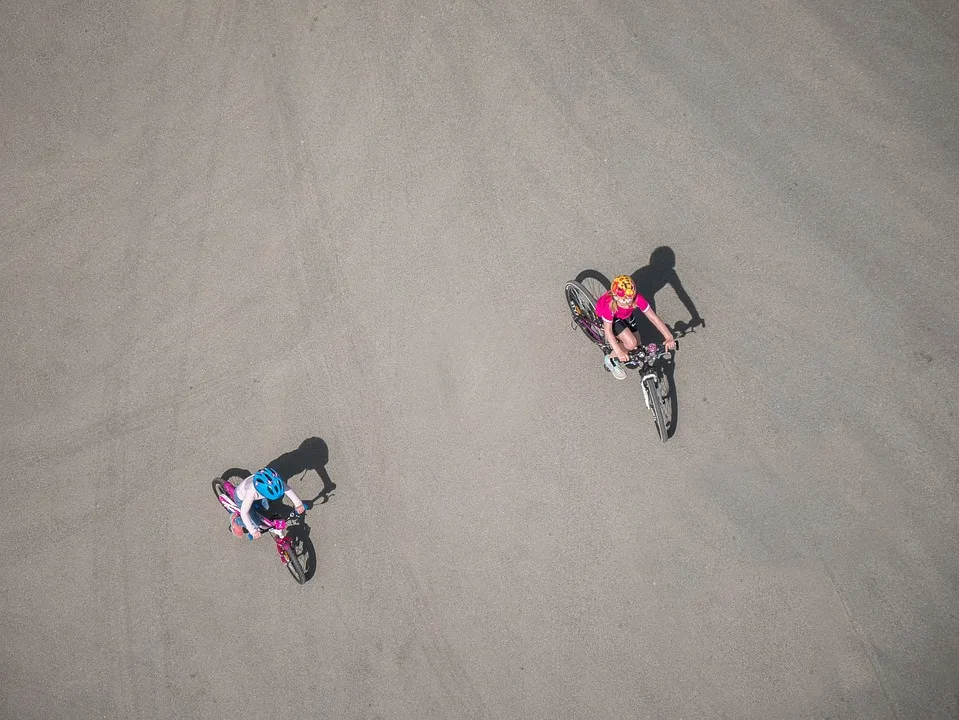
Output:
top-left (2, 1), bottom-right (958, 718)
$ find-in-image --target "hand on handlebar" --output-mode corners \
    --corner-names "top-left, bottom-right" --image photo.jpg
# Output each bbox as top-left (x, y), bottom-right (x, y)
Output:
top-left (615, 348), bottom-right (629, 363)
top-left (251, 530), bottom-right (262, 539)
top-left (295, 504), bottom-right (306, 515)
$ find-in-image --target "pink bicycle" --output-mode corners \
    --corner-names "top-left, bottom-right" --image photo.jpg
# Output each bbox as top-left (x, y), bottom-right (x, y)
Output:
top-left (212, 474), bottom-right (308, 584)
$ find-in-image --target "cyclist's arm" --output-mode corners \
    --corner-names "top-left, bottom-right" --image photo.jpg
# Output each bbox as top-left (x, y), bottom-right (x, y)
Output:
top-left (239, 493), bottom-right (260, 535)
top-left (641, 305), bottom-right (676, 346)
top-left (603, 320), bottom-right (625, 354)
top-left (284, 487), bottom-right (305, 512)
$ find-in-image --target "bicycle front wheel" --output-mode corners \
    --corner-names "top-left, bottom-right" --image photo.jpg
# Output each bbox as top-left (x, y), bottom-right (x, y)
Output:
top-left (280, 546), bottom-right (306, 585)
top-left (658, 370), bottom-right (674, 437)
top-left (644, 375), bottom-right (670, 443)
top-left (565, 281), bottom-right (605, 347)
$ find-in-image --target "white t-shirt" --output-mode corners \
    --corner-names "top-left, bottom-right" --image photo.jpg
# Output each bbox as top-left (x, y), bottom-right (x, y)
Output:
top-left (235, 476), bottom-right (304, 535)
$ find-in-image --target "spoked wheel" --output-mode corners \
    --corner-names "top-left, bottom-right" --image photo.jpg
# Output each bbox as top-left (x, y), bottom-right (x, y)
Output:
top-left (565, 281), bottom-right (606, 347)
top-left (280, 546), bottom-right (307, 585)
top-left (644, 375), bottom-right (670, 443)
top-left (578, 274), bottom-right (610, 307)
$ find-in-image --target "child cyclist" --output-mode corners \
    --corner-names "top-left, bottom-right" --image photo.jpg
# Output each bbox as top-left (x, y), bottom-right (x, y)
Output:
top-left (231, 468), bottom-right (306, 539)
top-left (597, 275), bottom-right (677, 380)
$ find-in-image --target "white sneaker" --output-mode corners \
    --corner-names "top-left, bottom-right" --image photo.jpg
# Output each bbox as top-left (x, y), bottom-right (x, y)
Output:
top-left (604, 354), bottom-right (627, 380)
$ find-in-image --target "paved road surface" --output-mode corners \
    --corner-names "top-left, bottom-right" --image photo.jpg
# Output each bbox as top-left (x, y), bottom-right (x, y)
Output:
top-left (2, 1), bottom-right (957, 718)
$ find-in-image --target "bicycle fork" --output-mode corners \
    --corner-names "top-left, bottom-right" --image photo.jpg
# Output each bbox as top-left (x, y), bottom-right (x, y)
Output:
top-left (267, 521), bottom-right (296, 563)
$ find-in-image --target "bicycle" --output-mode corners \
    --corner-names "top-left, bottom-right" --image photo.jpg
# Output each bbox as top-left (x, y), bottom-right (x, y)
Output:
top-left (212, 474), bottom-right (308, 584)
top-left (565, 279), bottom-right (698, 443)
top-left (624, 343), bottom-right (675, 443)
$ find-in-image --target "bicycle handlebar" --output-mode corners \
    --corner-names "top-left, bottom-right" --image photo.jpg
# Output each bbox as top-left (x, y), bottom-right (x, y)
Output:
top-left (249, 503), bottom-right (309, 533)
top-left (270, 505), bottom-right (308, 522)
top-left (623, 337), bottom-right (680, 369)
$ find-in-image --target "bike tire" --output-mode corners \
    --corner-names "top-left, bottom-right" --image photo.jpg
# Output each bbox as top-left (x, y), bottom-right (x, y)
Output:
top-left (565, 281), bottom-right (606, 347)
top-left (658, 370), bottom-right (674, 437)
top-left (212, 479), bottom-right (232, 512)
top-left (644, 376), bottom-right (669, 443)
top-left (577, 274), bottom-right (610, 307)
top-left (280, 546), bottom-right (307, 585)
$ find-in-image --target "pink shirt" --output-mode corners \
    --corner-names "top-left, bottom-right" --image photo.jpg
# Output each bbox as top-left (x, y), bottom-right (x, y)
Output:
top-left (595, 291), bottom-right (650, 322)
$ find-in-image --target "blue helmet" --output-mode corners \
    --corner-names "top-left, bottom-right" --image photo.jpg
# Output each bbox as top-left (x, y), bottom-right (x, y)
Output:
top-left (251, 468), bottom-right (285, 501)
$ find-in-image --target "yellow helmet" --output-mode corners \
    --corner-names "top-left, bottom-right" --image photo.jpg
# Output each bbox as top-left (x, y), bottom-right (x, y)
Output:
top-left (610, 275), bottom-right (636, 300)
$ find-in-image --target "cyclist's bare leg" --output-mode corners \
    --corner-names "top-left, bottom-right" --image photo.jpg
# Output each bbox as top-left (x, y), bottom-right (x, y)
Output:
top-left (617, 328), bottom-right (639, 352)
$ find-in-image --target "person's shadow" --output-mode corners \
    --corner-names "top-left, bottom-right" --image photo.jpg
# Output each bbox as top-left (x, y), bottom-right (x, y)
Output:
top-left (266, 436), bottom-right (336, 505)
top-left (631, 246), bottom-right (703, 324)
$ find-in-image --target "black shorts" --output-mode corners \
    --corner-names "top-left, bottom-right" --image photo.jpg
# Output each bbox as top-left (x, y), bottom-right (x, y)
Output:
top-left (612, 314), bottom-right (639, 336)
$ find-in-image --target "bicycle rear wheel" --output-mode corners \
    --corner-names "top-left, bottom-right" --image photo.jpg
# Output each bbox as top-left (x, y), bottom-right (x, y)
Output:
top-left (644, 375), bottom-right (670, 443)
top-left (280, 546), bottom-right (307, 585)
top-left (565, 281), bottom-right (605, 347)
top-left (212, 479), bottom-right (234, 512)
top-left (577, 274), bottom-right (610, 307)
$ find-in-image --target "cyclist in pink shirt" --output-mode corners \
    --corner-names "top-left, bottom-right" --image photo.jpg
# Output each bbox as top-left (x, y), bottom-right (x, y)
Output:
top-left (596, 275), bottom-right (676, 380)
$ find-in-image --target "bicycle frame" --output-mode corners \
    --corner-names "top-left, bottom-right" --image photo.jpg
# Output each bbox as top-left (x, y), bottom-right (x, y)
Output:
top-left (571, 314), bottom-right (607, 348)
top-left (217, 480), bottom-right (298, 560)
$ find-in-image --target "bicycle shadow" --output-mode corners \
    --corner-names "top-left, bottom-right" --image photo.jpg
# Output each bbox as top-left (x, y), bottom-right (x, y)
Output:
top-left (285, 522), bottom-right (318, 582)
